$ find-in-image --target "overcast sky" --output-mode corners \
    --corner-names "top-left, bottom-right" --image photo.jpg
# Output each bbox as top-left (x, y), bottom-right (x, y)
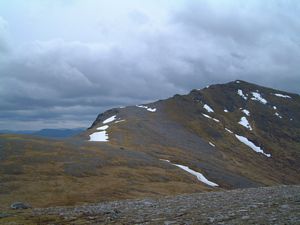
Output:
top-left (0, 0), bottom-right (299, 130)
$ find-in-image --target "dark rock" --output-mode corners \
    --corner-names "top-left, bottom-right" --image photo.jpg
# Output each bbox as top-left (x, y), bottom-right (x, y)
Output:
top-left (0, 212), bottom-right (11, 218)
top-left (10, 202), bottom-right (31, 210)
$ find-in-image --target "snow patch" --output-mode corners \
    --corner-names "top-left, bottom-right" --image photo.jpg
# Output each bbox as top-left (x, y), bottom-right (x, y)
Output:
top-left (209, 142), bottom-right (215, 147)
top-left (115, 119), bottom-right (126, 123)
top-left (235, 134), bottom-right (271, 157)
top-left (89, 131), bottom-right (108, 142)
top-left (147, 108), bottom-right (157, 112)
top-left (203, 104), bottom-right (214, 113)
top-left (224, 109), bottom-right (229, 113)
top-left (136, 105), bottom-right (157, 112)
top-left (225, 128), bottom-right (233, 133)
top-left (242, 109), bottom-right (250, 116)
top-left (274, 112), bottom-right (282, 119)
top-left (90, 123), bottom-right (111, 141)
top-left (237, 89), bottom-right (247, 100)
top-left (160, 159), bottom-right (218, 187)
top-left (202, 113), bottom-right (220, 123)
top-left (174, 164), bottom-right (219, 187)
top-left (251, 92), bottom-right (267, 104)
top-left (274, 93), bottom-right (291, 98)
top-left (103, 115), bottom-right (117, 124)
top-left (137, 105), bottom-right (147, 109)
top-left (160, 159), bottom-right (171, 163)
top-left (97, 125), bottom-right (109, 130)
top-left (273, 106), bottom-right (277, 110)
top-left (239, 117), bottom-right (252, 130)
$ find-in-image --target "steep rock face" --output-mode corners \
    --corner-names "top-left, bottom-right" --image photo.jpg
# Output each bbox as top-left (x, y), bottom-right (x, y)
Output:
top-left (87, 80), bottom-right (300, 189)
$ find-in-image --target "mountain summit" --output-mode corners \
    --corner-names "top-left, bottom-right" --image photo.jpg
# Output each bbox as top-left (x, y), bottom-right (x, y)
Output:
top-left (1, 80), bottom-right (299, 208)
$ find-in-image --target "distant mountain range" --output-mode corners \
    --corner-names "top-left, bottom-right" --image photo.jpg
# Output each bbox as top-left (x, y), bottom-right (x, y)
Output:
top-left (0, 128), bottom-right (85, 138)
top-left (0, 80), bottom-right (299, 209)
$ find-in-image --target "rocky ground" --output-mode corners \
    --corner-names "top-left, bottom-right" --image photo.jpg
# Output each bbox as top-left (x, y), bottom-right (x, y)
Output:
top-left (1, 185), bottom-right (299, 224)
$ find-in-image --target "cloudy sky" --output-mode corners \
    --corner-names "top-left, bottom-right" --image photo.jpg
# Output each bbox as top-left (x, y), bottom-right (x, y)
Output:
top-left (0, 0), bottom-right (299, 130)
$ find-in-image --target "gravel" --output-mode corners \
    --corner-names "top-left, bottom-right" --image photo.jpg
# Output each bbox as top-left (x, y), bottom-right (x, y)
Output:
top-left (32, 185), bottom-right (300, 224)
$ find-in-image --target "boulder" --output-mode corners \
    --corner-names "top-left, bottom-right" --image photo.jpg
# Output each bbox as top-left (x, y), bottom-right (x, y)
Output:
top-left (10, 202), bottom-right (31, 210)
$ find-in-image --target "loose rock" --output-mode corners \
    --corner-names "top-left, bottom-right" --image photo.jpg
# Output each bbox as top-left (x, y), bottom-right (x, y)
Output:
top-left (10, 202), bottom-right (31, 210)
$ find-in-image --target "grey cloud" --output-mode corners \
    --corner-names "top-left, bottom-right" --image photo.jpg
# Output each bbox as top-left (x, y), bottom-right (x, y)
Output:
top-left (169, 1), bottom-right (300, 91)
top-left (0, 17), bottom-right (9, 54)
top-left (129, 10), bottom-right (149, 25)
top-left (174, 1), bottom-right (300, 45)
top-left (0, 1), bottom-right (299, 130)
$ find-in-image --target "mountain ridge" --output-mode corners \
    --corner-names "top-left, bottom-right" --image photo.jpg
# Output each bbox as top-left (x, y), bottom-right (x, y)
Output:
top-left (86, 79), bottom-right (300, 188)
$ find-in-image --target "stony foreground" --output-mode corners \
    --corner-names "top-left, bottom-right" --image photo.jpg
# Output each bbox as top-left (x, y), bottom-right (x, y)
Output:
top-left (1, 185), bottom-right (299, 224)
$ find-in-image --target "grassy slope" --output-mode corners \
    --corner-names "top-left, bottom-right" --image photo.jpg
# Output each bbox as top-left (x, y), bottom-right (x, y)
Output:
top-left (0, 134), bottom-right (212, 209)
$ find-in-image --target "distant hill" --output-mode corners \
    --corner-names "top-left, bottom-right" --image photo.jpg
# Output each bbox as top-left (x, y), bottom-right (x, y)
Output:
top-left (0, 130), bottom-right (34, 135)
top-left (0, 128), bottom-right (85, 138)
top-left (32, 128), bottom-right (85, 138)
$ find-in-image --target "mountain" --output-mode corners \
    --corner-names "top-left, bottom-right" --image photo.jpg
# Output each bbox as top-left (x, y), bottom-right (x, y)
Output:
top-left (0, 80), bottom-right (299, 209)
top-left (86, 80), bottom-right (300, 188)
top-left (0, 128), bottom-right (85, 138)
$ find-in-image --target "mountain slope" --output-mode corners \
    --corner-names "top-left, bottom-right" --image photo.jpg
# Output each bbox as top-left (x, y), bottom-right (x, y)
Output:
top-left (1, 80), bottom-right (299, 208)
top-left (86, 80), bottom-right (300, 188)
